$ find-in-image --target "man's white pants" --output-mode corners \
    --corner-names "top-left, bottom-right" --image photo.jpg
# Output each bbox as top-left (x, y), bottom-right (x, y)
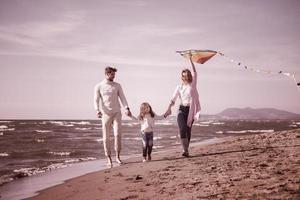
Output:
top-left (101, 112), bottom-right (122, 157)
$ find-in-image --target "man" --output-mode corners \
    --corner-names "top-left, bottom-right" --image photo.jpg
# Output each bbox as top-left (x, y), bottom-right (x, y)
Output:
top-left (94, 66), bottom-right (131, 167)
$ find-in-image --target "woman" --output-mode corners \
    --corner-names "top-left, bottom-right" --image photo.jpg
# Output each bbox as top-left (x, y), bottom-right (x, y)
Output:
top-left (168, 53), bottom-right (201, 157)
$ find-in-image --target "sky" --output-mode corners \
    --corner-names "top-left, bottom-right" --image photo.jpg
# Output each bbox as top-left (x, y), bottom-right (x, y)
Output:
top-left (0, 0), bottom-right (300, 119)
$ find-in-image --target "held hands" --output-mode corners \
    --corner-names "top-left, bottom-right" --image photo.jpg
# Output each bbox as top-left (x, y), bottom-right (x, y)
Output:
top-left (125, 109), bottom-right (132, 117)
top-left (96, 111), bottom-right (102, 118)
top-left (164, 108), bottom-right (172, 118)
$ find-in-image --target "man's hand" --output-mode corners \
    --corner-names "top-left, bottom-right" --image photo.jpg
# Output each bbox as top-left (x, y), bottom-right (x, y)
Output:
top-left (125, 109), bottom-right (132, 117)
top-left (97, 111), bottom-right (102, 118)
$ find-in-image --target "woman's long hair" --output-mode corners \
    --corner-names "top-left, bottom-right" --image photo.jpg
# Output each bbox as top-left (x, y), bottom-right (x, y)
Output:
top-left (181, 69), bottom-right (193, 83)
top-left (138, 102), bottom-right (155, 120)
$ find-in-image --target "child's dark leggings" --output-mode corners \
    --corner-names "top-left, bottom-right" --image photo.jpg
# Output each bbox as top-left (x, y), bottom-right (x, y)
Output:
top-left (141, 132), bottom-right (153, 157)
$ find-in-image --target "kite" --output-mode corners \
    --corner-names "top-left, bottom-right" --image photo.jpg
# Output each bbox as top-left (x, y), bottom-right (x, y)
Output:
top-left (177, 49), bottom-right (300, 94)
top-left (176, 50), bottom-right (217, 64)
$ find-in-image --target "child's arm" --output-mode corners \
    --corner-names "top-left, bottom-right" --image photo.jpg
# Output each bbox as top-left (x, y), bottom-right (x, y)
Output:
top-left (154, 112), bottom-right (170, 120)
top-left (128, 112), bottom-right (139, 121)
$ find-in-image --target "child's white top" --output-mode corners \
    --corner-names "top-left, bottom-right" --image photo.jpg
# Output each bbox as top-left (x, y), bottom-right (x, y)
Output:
top-left (131, 113), bottom-right (164, 133)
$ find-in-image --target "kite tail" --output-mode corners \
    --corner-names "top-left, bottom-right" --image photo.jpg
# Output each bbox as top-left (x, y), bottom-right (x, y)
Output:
top-left (218, 51), bottom-right (300, 95)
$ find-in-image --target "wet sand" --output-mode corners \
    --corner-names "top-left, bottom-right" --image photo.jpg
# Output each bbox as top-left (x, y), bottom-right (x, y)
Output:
top-left (28, 129), bottom-right (300, 200)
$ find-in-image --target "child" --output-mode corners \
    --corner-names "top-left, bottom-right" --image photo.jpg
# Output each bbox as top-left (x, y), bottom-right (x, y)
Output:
top-left (128, 102), bottom-right (171, 162)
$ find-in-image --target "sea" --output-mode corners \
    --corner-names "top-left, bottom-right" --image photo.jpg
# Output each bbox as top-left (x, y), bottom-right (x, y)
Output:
top-left (0, 119), bottom-right (299, 199)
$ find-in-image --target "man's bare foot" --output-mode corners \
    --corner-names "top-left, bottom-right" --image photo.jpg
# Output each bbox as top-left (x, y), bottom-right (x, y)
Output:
top-left (116, 157), bottom-right (123, 164)
top-left (107, 156), bottom-right (113, 168)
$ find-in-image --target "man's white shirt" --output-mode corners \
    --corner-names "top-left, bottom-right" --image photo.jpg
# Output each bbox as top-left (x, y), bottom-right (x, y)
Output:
top-left (94, 79), bottom-right (128, 115)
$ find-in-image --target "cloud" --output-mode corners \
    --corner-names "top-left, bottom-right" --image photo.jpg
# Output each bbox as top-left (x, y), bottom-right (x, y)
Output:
top-left (120, 24), bottom-right (198, 37)
top-left (0, 11), bottom-right (86, 48)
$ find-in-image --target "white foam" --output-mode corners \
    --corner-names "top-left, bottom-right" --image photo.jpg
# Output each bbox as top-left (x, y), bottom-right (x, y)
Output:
top-left (0, 125), bottom-right (8, 129)
top-left (212, 122), bottom-right (225, 125)
top-left (64, 157), bottom-right (97, 164)
top-left (48, 121), bottom-right (74, 127)
top-left (49, 121), bottom-right (64, 125)
top-left (216, 131), bottom-right (223, 134)
top-left (153, 145), bottom-right (164, 149)
top-left (36, 139), bottom-right (45, 143)
top-left (289, 124), bottom-right (298, 127)
top-left (124, 122), bottom-right (139, 127)
top-left (155, 122), bottom-right (173, 125)
top-left (35, 130), bottom-right (52, 133)
top-left (194, 124), bottom-right (209, 127)
top-left (226, 129), bottom-right (274, 134)
top-left (153, 136), bottom-right (162, 140)
top-left (75, 127), bottom-right (92, 131)
top-left (70, 121), bottom-right (91, 125)
top-left (96, 138), bottom-right (103, 142)
top-left (170, 136), bottom-right (177, 139)
top-left (0, 125), bottom-right (15, 131)
top-left (200, 121), bottom-right (214, 124)
top-left (0, 121), bottom-right (12, 123)
top-left (123, 137), bottom-right (141, 141)
top-left (0, 132), bottom-right (3, 136)
top-left (13, 168), bottom-right (45, 176)
top-left (0, 152), bottom-right (9, 157)
top-left (49, 152), bottom-right (71, 156)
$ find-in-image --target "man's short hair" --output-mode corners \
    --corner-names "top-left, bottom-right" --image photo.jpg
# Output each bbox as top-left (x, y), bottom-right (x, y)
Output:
top-left (105, 66), bottom-right (117, 74)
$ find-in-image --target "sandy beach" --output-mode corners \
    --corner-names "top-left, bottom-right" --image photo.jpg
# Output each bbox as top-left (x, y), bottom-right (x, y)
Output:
top-left (27, 129), bottom-right (300, 200)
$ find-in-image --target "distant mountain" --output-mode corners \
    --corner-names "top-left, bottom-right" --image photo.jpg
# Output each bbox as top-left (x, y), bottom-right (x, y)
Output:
top-left (215, 107), bottom-right (300, 120)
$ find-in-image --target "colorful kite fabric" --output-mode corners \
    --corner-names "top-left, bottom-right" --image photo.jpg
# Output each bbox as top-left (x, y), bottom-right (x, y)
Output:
top-left (177, 50), bottom-right (217, 64)
top-left (177, 49), bottom-right (300, 93)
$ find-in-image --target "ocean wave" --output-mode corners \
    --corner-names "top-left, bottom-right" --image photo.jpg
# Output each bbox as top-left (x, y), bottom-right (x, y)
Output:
top-left (0, 152), bottom-right (9, 157)
top-left (70, 121), bottom-right (91, 125)
top-left (49, 152), bottom-right (71, 156)
top-left (153, 136), bottom-right (162, 140)
top-left (216, 131), bottom-right (224, 134)
top-left (64, 157), bottom-right (97, 163)
top-left (124, 137), bottom-right (141, 141)
top-left (0, 121), bottom-right (12, 123)
top-left (35, 130), bottom-right (53, 133)
top-left (36, 139), bottom-right (45, 143)
top-left (170, 136), bottom-right (177, 139)
top-left (226, 129), bottom-right (274, 134)
top-left (13, 167), bottom-right (45, 177)
top-left (194, 124), bottom-right (209, 127)
top-left (49, 121), bottom-right (74, 127)
top-left (0, 125), bottom-right (15, 131)
top-left (96, 138), bottom-right (103, 142)
top-left (49, 121), bottom-right (65, 126)
top-left (156, 122), bottom-right (174, 125)
top-left (75, 127), bottom-right (92, 131)
top-left (123, 122), bottom-right (140, 127)
top-left (153, 145), bottom-right (164, 149)
top-left (212, 122), bottom-right (225, 125)
top-left (289, 124), bottom-right (298, 128)
top-left (200, 121), bottom-right (214, 124)
top-left (0, 132), bottom-right (3, 136)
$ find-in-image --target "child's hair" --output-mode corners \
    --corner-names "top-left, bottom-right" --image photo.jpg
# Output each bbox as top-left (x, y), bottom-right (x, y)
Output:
top-left (138, 102), bottom-right (155, 120)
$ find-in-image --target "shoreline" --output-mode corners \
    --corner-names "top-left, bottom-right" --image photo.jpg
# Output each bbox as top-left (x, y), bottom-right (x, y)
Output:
top-left (0, 138), bottom-right (224, 200)
top-left (26, 129), bottom-right (300, 200)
